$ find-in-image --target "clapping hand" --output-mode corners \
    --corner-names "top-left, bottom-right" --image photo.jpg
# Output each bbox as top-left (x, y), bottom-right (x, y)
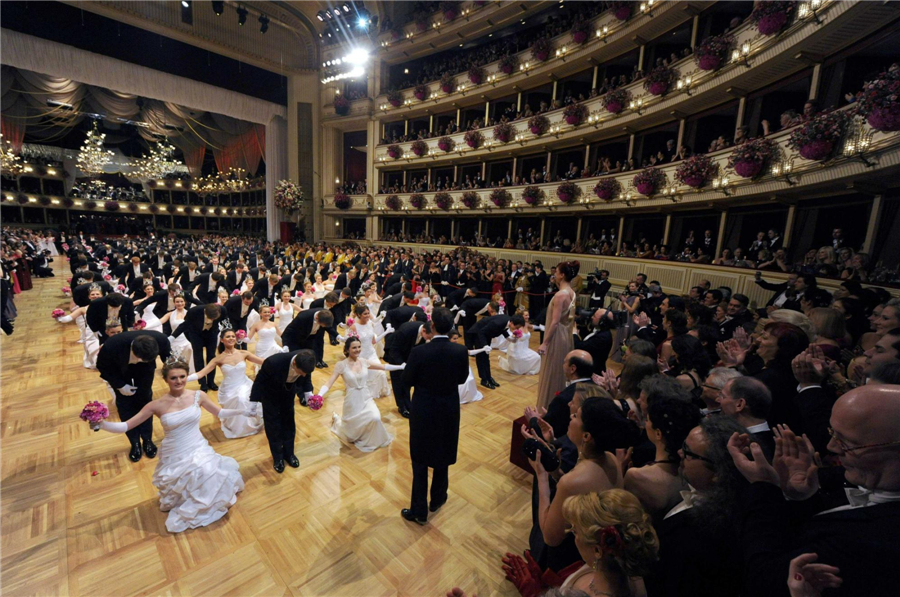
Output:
top-left (773, 425), bottom-right (820, 501)
top-left (596, 369), bottom-right (620, 393)
top-left (733, 327), bottom-right (752, 351)
top-left (792, 350), bottom-right (828, 386)
top-left (657, 355), bottom-right (670, 373)
top-left (727, 432), bottom-right (780, 486)
top-left (716, 340), bottom-right (746, 367)
top-left (788, 553), bottom-right (842, 597)
top-left (616, 446), bottom-right (633, 474)
top-left (633, 312), bottom-right (650, 328)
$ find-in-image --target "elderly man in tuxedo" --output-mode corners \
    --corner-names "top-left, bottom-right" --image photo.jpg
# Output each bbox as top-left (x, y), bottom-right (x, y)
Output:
top-left (401, 308), bottom-right (469, 525)
top-left (729, 384), bottom-right (900, 597)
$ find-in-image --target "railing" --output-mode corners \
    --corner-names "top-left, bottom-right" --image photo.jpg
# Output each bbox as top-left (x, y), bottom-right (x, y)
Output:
top-left (0, 194), bottom-right (267, 218)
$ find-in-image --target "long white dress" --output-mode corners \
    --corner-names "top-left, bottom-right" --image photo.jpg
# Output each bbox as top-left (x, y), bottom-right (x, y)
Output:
top-left (499, 331), bottom-right (541, 375)
top-left (367, 301), bottom-right (386, 358)
top-left (329, 360), bottom-right (393, 452)
top-left (353, 321), bottom-right (391, 397)
top-left (215, 363), bottom-right (264, 438)
top-left (152, 391), bottom-right (244, 533)
top-left (168, 310), bottom-right (195, 374)
top-left (254, 326), bottom-right (286, 360)
top-left (140, 302), bottom-right (164, 334)
top-left (275, 302), bottom-right (295, 334)
top-left (459, 367), bottom-right (483, 404)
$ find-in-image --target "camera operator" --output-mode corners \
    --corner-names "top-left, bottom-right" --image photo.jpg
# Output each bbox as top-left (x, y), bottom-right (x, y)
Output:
top-left (585, 269), bottom-right (611, 310)
top-left (575, 308), bottom-right (617, 375)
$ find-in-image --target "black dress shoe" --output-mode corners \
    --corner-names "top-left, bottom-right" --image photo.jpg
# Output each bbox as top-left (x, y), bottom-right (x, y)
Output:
top-left (199, 384), bottom-right (209, 392)
top-left (208, 382), bottom-right (219, 391)
top-left (129, 443), bottom-right (143, 462)
top-left (142, 439), bottom-right (158, 458)
top-left (489, 378), bottom-right (501, 387)
top-left (330, 339), bottom-right (339, 346)
top-left (401, 509), bottom-right (427, 525)
top-left (273, 459), bottom-right (285, 473)
top-left (429, 498), bottom-right (447, 513)
top-left (286, 455), bottom-right (300, 468)
top-left (481, 379), bottom-right (497, 389)
top-left (316, 361), bottom-right (328, 369)
top-left (400, 409), bottom-right (410, 419)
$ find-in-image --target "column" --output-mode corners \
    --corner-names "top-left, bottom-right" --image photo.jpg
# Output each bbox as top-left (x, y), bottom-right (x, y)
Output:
top-left (453, 165), bottom-right (458, 184)
top-left (512, 157), bottom-right (518, 181)
top-left (425, 219), bottom-right (431, 237)
top-left (552, 81), bottom-right (558, 101)
top-left (429, 115), bottom-right (434, 134)
top-left (427, 168), bottom-right (432, 186)
top-left (404, 120), bottom-right (409, 136)
top-left (591, 66), bottom-right (598, 89)
top-left (481, 162), bottom-right (487, 180)
top-left (583, 146), bottom-right (591, 173)
top-left (862, 195), bottom-right (883, 254)
top-left (616, 216), bottom-right (624, 253)
top-left (809, 64), bottom-right (822, 100)
top-left (517, 93), bottom-right (522, 113)
top-left (576, 217), bottom-right (583, 243)
top-left (403, 171), bottom-right (408, 187)
top-left (451, 219), bottom-right (457, 241)
top-left (264, 114), bottom-right (288, 241)
top-left (676, 119), bottom-right (686, 149)
top-left (477, 218), bottom-right (483, 237)
top-left (690, 15), bottom-right (700, 48)
top-left (627, 134), bottom-right (636, 161)
top-left (637, 45), bottom-right (645, 71)
top-left (507, 219), bottom-right (513, 240)
top-left (484, 101), bottom-right (490, 122)
top-left (662, 214), bottom-right (672, 245)
top-left (539, 218), bottom-right (546, 246)
top-left (401, 219), bottom-right (407, 235)
top-left (736, 97), bottom-right (747, 127)
top-left (456, 108), bottom-right (461, 128)
top-left (783, 205), bottom-right (796, 249)
top-left (546, 151), bottom-right (552, 173)
top-left (715, 210), bottom-right (728, 258)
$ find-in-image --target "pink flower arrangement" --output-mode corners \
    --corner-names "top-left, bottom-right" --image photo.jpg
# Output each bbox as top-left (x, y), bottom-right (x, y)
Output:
top-left (434, 192), bottom-right (453, 211)
top-left (333, 193), bottom-right (352, 210)
top-left (307, 394), bottom-right (324, 411)
top-left (856, 68), bottom-right (900, 132)
top-left (788, 110), bottom-right (851, 161)
top-left (556, 181), bottom-right (581, 204)
top-left (499, 54), bottom-right (519, 74)
top-left (52, 308), bottom-right (66, 318)
top-left (513, 329), bottom-right (524, 339)
top-left (468, 65), bottom-right (484, 85)
top-left (727, 138), bottom-right (780, 178)
top-left (333, 94), bottom-right (351, 116)
top-left (80, 401), bottom-right (110, 431)
top-left (644, 65), bottom-right (677, 96)
top-left (531, 38), bottom-right (552, 62)
top-left (67, 276), bottom-right (72, 284)
top-left (346, 318), bottom-right (355, 326)
top-left (464, 130), bottom-right (484, 148)
top-left (528, 114), bottom-right (550, 136)
top-left (462, 191), bottom-right (480, 209)
top-left (612, 1), bottom-right (631, 21)
top-left (674, 154), bottom-right (719, 188)
top-left (493, 121), bottom-right (514, 143)
top-left (61, 243), bottom-right (69, 251)
top-left (409, 193), bottom-right (427, 210)
top-left (593, 178), bottom-right (622, 201)
top-left (441, 1), bottom-right (459, 21)
top-left (103, 274), bottom-right (112, 281)
top-left (438, 136), bottom-right (456, 152)
top-left (232, 289), bottom-right (241, 295)
top-left (440, 72), bottom-right (455, 94)
top-left (387, 89), bottom-right (403, 107)
top-left (489, 188), bottom-right (511, 208)
top-left (632, 167), bottom-right (667, 196)
top-left (563, 102), bottom-right (588, 126)
top-left (694, 33), bottom-right (734, 72)
top-left (385, 194), bottom-right (402, 210)
top-left (411, 140), bottom-right (429, 157)
top-left (133, 319), bottom-right (147, 330)
top-left (116, 284), bottom-right (126, 292)
top-left (571, 19), bottom-right (589, 45)
top-left (387, 144), bottom-right (402, 159)
top-left (750, 1), bottom-right (794, 36)
top-left (522, 186), bottom-right (545, 205)
top-left (414, 84), bottom-right (429, 101)
top-left (61, 287), bottom-right (71, 295)
top-left (602, 88), bottom-right (630, 114)
top-left (415, 286), bottom-right (424, 293)
top-left (295, 291), bottom-right (303, 298)
top-left (235, 330), bottom-right (247, 341)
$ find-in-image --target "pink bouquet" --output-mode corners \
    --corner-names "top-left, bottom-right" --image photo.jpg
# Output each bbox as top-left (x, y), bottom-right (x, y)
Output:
top-left (513, 329), bottom-right (524, 339)
top-left (80, 401), bottom-right (110, 431)
top-left (295, 291), bottom-right (303, 298)
top-left (66, 277), bottom-right (72, 284)
top-left (499, 300), bottom-right (506, 308)
top-left (52, 308), bottom-right (66, 318)
top-left (232, 289), bottom-right (241, 295)
top-left (61, 287), bottom-right (71, 296)
top-left (103, 274), bottom-right (112, 281)
top-left (307, 394), bottom-right (324, 411)
top-left (415, 286), bottom-right (423, 293)
top-left (116, 284), bottom-right (126, 292)
top-left (346, 318), bottom-right (355, 327)
top-left (160, 283), bottom-right (168, 290)
top-left (133, 319), bottom-right (147, 330)
top-left (61, 243), bottom-right (69, 251)
top-left (235, 330), bottom-right (247, 342)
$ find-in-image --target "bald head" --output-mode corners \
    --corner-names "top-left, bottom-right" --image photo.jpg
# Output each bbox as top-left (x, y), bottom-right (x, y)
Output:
top-left (829, 384), bottom-right (900, 491)
top-left (564, 349), bottom-right (594, 381)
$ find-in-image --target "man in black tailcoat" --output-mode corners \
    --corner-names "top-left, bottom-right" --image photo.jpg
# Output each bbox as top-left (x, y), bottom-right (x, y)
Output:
top-left (465, 303), bottom-right (512, 389)
top-left (96, 330), bottom-right (170, 462)
top-left (86, 292), bottom-right (135, 342)
top-left (248, 349), bottom-right (316, 473)
top-left (192, 272), bottom-right (225, 304)
top-left (385, 319), bottom-right (434, 418)
top-left (171, 303), bottom-right (225, 391)
top-left (401, 307), bottom-right (469, 525)
top-left (282, 308), bottom-right (334, 371)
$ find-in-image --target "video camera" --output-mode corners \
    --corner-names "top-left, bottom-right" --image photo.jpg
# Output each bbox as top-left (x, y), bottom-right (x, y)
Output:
top-left (575, 307), bottom-right (628, 329)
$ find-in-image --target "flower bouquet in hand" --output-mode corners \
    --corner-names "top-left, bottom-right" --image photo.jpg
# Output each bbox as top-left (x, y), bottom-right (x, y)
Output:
top-left (512, 328), bottom-right (524, 339)
top-left (80, 401), bottom-right (110, 431)
top-left (52, 308), bottom-right (66, 319)
top-left (235, 329), bottom-right (247, 343)
top-left (307, 394), bottom-right (324, 411)
top-left (61, 286), bottom-right (72, 296)
top-left (133, 319), bottom-right (147, 330)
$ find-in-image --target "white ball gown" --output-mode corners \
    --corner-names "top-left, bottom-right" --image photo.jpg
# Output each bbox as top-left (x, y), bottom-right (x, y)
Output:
top-left (499, 331), bottom-right (541, 375)
top-left (254, 326), bottom-right (286, 360)
top-left (275, 302), bottom-right (295, 334)
top-left (459, 367), bottom-right (483, 404)
top-left (215, 362), bottom-right (264, 438)
top-left (353, 321), bottom-right (391, 397)
top-left (152, 391), bottom-right (244, 533)
top-left (139, 302), bottom-right (164, 333)
top-left (168, 310), bottom-right (195, 374)
top-left (329, 359), bottom-right (393, 452)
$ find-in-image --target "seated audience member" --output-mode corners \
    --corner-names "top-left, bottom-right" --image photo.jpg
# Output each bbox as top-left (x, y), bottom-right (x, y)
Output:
top-left (699, 367), bottom-right (743, 415)
top-left (717, 376), bottom-right (775, 460)
top-left (868, 361), bottom-right (900, 384)
top-left (807, 307), bottom-right (847, 361)
top-left (729, 385), bottom-right (900, 597)
top-left (668, 334), bottom-right (712, 400)
top-left (542, 350), bottom-right (597, 439)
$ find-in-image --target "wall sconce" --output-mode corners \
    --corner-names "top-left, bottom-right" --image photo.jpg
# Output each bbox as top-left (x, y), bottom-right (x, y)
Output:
top-left (596, 25), bottom-right (609, 43)
top-left (639, 0), bottom-right (655, 17)
top-left (662, 185), bottom-right (682, 202)
top-left (676, 74), bottom-right (693, 96)
top-left (731, 43), bottom-right (751, 67)
top-left (843, 124), bottom-right (874, 167)
top-left (456, 83), bottom-right (467, 94)
top-left (770, 159), bottom-right (797, 185)
top-left (488, 74), bottom-right (499, 85)
top-left (711, 175), bottom-right (732, 196)
top-left (629, 97), bottom-right (644, 115)
top-left (514, 133), bottom-right (527, 144)
top-left (621, 192), bottom-right (636, 207)
top-left (555, 45), bottom-right (568, 60)
top-left (462, 8), bottom-right (470, 19)
top-left (520, 61), bottom-right (531, 73)
top-left (798, 0), bottom-right (823, 24)
top-left (432, 21), bottom-right (441, 30)
top-left (550, 124), bottom-right (562, 137)
top-left (588, 113), bottom-right (602, 127)
top-left (404, 98), bottom-right (413, 107)
top-left (485, 139), bottom-right (495, 151)
top-left (406, 32), bottom-right (414, 40)
top-left (380, 103), bottom-right (388, 111)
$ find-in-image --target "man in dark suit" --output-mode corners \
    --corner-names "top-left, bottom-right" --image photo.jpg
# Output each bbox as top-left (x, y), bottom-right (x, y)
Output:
top-left (277, 272), bottom-right (305, 296)
top-left (717, 376), bottom-right (775, 461)
top-left (529, 263), bottom-right (550, 320)
top-left (117, 255), bottom-right (150, 289)
top-left (382, 294), bottom-right (427, 339)
top-left (587, 269), bottom-right (611, 310)
top-left (754, 272), bottom-right (799, 312)
top-left (248, 349), bottom-right (316, 473)
top-left (86, 292), bottom-right (136, 342)
top-left (718, 294), bottom-right (754, 341)
top-left (255, 273), bottom-right (282, 305)
top-left (309, 292), bottom-right (341, 351)
top-left (438, 256), bottom-right (457, 299)
top-left (224, 291), bottom-right (259, 339)
top-left (192, 272), bottom-right (225, 304)
top-left (72, 274), bottom-right (111, 308)
top-left (542, 350), bottom-right (597, 438)
top-left (465, 303), bottom-right (512, 389)
top-left (175, 261), bottom-right (202, 289)
top-left (729, 385), bottom-right (900, 597)
top-left (282, 308), bottom-right (334, 370)
top-left (136, 283), bottom-right (192, 335)
top-left (171, 303), bottom-right (226, 391)
top-left (575, 309), bottom-right (615, 376)
top-left (457, 290), bottom-right (490, 335)
top-left (225, 262), bottom-right (248, 293)
top-left (151, 250), bottom-right (172, 275)
top-left (96, 331), bottom-right (170, 462)
top-left (401, 308), bottom-right (469, 525)
top-left (385, 319), bottom-right (434, 417)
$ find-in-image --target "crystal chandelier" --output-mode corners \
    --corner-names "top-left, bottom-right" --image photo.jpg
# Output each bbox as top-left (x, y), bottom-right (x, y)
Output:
top-left (77, 121), bottom-right (114, 175)
top-left (0, 134), bottom-right (23, 177)
top-left (129, 138), bottom-right (183, 180)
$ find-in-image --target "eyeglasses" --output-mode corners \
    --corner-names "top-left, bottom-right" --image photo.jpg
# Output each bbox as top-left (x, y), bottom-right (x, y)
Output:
top-left (701, 384), bottom-right (722, 392)
top-left (681, 442), bottom-right (715, 464)
top-left (827, 427), bottom-right (900, 455)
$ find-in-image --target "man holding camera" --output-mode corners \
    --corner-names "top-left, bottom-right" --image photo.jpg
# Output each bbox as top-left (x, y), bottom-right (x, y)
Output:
top-left (586, 269), bottom-right (611, 310)
top-left (575, 308), bottom-right (616, 375)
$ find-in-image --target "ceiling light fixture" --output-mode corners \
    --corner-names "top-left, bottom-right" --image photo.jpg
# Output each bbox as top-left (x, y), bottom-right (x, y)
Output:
top-left (212, 1), bottom-right (224, 16)
top-left (236, 6), bottom-right (248, 26)
top-left (259, 14), bottom-right (269, 33)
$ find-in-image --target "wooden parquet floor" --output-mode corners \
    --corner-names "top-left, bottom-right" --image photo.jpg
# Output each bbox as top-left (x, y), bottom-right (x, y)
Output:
top-left (0, 262), bottom-right (538, 597)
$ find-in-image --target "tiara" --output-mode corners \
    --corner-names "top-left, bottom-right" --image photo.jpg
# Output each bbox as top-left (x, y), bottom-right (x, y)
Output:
top-left (218, 319), bottom-right (233, 333)
top-left (174, 291), bottom-right (184, 298)
top-left (89, 283), bottom-right (101, 292)
top-left (259, 298), bottom-right (270, 308)
top-left (164, 348), bottom-right (188, 367)
top-left (105, 316), bottom-right (121, 328)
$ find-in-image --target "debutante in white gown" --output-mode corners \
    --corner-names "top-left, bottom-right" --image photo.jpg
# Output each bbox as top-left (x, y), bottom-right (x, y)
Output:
top-left (499, 331), bottom-right (541, 375)
top-left (168, 310), bottom-right (195, 374)
top-left (459, 368), bottom-right (483, 404)
top-left (216, 363), bottom-right (264, 438)
top-left (330, 360), bottom-right (393, 452)
top-left (140, 303), bottom-right (164, 334)
top-left (275, 303), bottom-right (295, 334)
top-left (491, 334), bottom-right (510, 353)
top-left (152, 391), bottom-right (244, 533)
top-left (353, 321), bottom-right (391, 397)
top-left (254, 326), bottom-right (286, 360)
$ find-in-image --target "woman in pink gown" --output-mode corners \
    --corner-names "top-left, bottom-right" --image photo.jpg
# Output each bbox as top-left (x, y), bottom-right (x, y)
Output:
top-left (536, 260), bottom-right (579, 410)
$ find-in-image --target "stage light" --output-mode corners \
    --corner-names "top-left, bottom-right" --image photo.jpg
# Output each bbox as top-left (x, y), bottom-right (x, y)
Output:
top-left (237, 6), bottom-right (248, 26)
top-left (345, 48), bottom-right (370, 66)
top-left (358, 17), bottom-right (368, 28)
top-left (342, 4), bottom-right (351, 12)
top-left (212, 1), bottom-right (224, 15)
top-left (259, 14), bottom-right (269, 33)
top-left (181, 1), bottom-right (190, 8)
top-left (316, 11), bottom-right (324, 22)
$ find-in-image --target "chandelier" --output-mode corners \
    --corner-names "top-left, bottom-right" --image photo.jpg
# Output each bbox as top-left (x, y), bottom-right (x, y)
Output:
top-left (1, 134), bottom-right (23, 177)
top-left (129, 139), bottom-right (183, 180)
top-left (77, 121), bottom-right (114, 175)
top-left (196, 167), bottom-right (251, 194)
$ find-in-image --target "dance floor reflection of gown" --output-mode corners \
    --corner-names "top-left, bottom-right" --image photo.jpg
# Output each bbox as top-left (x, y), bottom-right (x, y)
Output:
top-left (330, 360), bottom-right (393, 452)
top-left (152, 392), bottom-right (244, 533)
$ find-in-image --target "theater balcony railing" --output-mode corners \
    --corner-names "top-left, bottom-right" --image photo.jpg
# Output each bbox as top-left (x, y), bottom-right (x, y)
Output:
top-left (320, 194), bottom-right (373, 214)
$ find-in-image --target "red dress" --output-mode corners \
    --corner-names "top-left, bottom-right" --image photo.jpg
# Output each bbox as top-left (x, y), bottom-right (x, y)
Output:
top-left (15, 258), bottom-right (32, 291)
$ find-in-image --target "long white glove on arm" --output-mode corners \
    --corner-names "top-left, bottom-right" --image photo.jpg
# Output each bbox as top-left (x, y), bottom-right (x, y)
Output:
top-left (383, 363), bottom-right (406, 371)
top-left (375, 325), bottom-right (394, 342)
top-left (468, 346), bottom-right (492, 356)
top-left (99, 420), bottom-right (128, 433)
top-left (218, 407), bottom-right (255, 419)
top-left (57, 314), bottom-right (74, 323)
top-left (454, 310), bottom-right (466, 324)
top-left (118, 384), bottom-right (137, 396)
top-left (318, 385), bottom-right (330, 396)
top-left (186, 373), bottom-right (199, 383)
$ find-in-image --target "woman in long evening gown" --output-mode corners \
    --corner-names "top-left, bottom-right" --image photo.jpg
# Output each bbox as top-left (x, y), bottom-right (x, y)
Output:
top-left (319, 337), bottom-right (405, 452)
top-left (449, 330), bottom-right (484, 404)
top-left (342, 304), bottom-right (392, 398)
top-left (247, 303), bottom-right (287, 362)
top-left (92, 358), bottom-right (250, 533)
top-left (189, 329), bottom-right (265, 439)
top-left (500, 316), bottom-right (541, 375)
top-left (274, 290), bottom-right (300, 335)
top-left (536, 260), bottom-right (579, 410)
top-left (160, 294), bottom-right (194, 374)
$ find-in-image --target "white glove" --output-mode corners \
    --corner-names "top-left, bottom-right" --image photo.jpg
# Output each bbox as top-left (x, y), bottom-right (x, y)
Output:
top-left (532, 324), bottom-right (545, 331)
top-left (118, 384), bottom-right (137, 396)
top-left (441, 280), bottom-right (449, 286)
top-left (167, 336), bottom-right (176, 345)
top-left (304, 391), bottom-right (313, 399)
top-left (484, 345), bottom-right (493, 354)
top-left (57, 314), bottom-right (74, 323)
top-left (458, 310), bottom-right (466, 317)
top-left (516, 287), bottom-right (524, 293)
top-left (450, 305), bottom-right (459, 311)
top-left (337, 334), bottom-right (348, 342)
top-left (99, 420), bottom-right (127, 433)
top-left (383, 363), bottom-right (406, 371)
top-left (187, 373), bottom-right (199, 383)
top-left (218, 408), bottom-right (252, 419)
top-left (318, 386), bottom-right (329, 396)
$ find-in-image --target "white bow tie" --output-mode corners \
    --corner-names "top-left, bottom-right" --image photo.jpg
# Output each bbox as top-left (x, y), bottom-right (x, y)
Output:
top-left (680, 487), bottom-right (702, 507)
top-left (846, 487), bottom-right (875, 507)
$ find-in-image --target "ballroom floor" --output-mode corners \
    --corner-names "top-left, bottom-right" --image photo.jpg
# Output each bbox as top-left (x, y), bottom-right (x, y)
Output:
top-left (0, 261), bottom-right (541, 597)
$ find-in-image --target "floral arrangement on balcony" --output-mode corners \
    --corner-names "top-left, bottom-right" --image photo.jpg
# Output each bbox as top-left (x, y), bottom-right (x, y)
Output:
top-left (493, 121), bottom-right (514, 143)
top-left (788, 110), bottom-right (852, 161)
top-left (411, 140), bottom-right (429, 157)
top-left (148, 203), bottom-right (159, 213)
top-left (441, 1), bottom-right (460, 21)
top-left (438, 136), bottom-right (456, 152)
top-left (198, 206), bottom-right (207, 215)
top-left (632, 167), bottom-right (667, 196)
top-left (556, 181), bottom-right (581, 204)
top-left (612, 1), bottom-right (631, 21)
top-left (334, 94), bottom-right (351, 116)
top-left (644, 65), bottom-right (677, 96)
top-left (750, 1), bottom-right (794, 36)
top-left (563, 102), bottom-right (589, 126)
top-left (462, 191), bottom-right (480, 208)
top-left (390, 27), bottom-right (404, 41)
top-left (531, 38), bottom-right (552, 62)
top-left (593, 178), bottom-right (622, 201)
top-left (103, 200), bottom-right (121, 211)
top-left (128, 203), bottom-right (139, 213)
top-left (414, 12), bottom-right (430, 32)
top-left (694, 33), bottom-right (734, 72)
top-left (489, 188), bottom-right (511, 208)
top-left (857, 67), bottom-right (900, 132)
top-left (84, 200), bottom-right (97, 210)
top-left (464, 129), bottom-right (484, 148)
top-left (675, 154), bottom-right (719, 188)
top-left (62, 198), bottom-right (74, 208)
top-left (387, 144), bottom-right (402, 159)
top-left (727, 138), bottom-right (780, 178)
top-left (571, 19), bottom-right (590, 45)
top-left (275, 179), bottom-right (304, 211)
top-left (528, 113), bottom-right (550, 135)
top-left (468, 65), bottom-right (484, 85)
top-left (385, 194), bottom-right (401, 210)
top-left (333, 193), bottom-right (352, 210)
top-left (499, 54), bottom-right (519, 75)
top-left (521, 186), bottom-right (545, 205)
top-left (409, 193), bottom-right (427, 210)
top-left (414, 84), bottom-right (429, 101)
top-left (440, 72), bottom-right (455, 93)
top-left (165, 204), bottom-right (175, 213)
top-left (434, 191), bottom-right (453, 210)
top-left (473, 0), bottom-right (486, 6)
top-left (387, 89), bottom-right (403, 107)
top-left (602, 88), bottom-right (630, 114)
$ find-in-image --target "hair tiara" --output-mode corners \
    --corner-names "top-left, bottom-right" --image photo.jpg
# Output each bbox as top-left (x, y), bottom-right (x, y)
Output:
top-left (105, 316), bottom-right (121, 328)
top-left (218, 319), bottom-right (233, 333)
top-left (259, 299), bottom-right (270, 307)
top-left (89, 283), bottom-right (102, 292)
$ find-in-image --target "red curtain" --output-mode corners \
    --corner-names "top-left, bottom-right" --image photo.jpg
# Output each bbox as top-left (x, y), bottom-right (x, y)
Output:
top-left (1, 116), bottom-right (25, 153)
top-left (213, 125), bottom-right (266, 175)
top-left (183, 146), bottom-right (206, 178)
